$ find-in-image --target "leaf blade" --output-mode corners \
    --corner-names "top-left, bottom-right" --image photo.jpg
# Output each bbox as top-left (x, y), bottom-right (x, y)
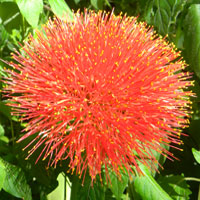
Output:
top-left (134, 165), bottom-right (173, 200)
top-left (48, 0), bottom-right (73, 20)
top-left (150, 0), bottom-right (186, 35)
top-left (192, 148), bottom-right (200, 164)
top-left (157, 175), bottom-right (192, 200)
top-left (0, 158), bottom-right (32, 200)
top-left (15, 0), bottom-right (43, 27)
top-left (184, 4), bottom-right (200, 78)
top-left (90, 0), bottom-right (104, 10)
top-left (0, 159), bottom-right (6, 190)
top-left (108, 169), bottom-right (129, 200)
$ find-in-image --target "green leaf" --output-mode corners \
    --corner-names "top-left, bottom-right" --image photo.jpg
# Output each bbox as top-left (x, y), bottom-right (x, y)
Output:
top-left (0, 24), bottom-right (9, 50)
top-left (151, 0), bottom-right (186, 35)
top-left (146, 143), bottom-right (170, 176)
top-left (0, 159), bottom-right (6, 190)
top-left (0, 124), bottom-right (5, 136)
top-left (70, 173), bottom-right (105, 200)
top-left (157, 175), bottom-right (192, 200)
top-left (144, 0), bottom-right (154, 24)
top-left (48, 0), bottom-right (73, 20)
top-left (74, 0), bottom-right (81, 4)
top-left (0, 136), bottom-right (9, 143)
top-left (10, 29), bottom-right (22, 46)
top-left (0, 0), bottom-right (14, 2)
top-left (0, 158), bottom-right (32, 200)
top-left (0, 101), bottom-right (11, 120)
top-left (47, 173), bottom-right (71, 200)
top-left (107, 169), bottom-right (129, 200)
top-left (134, 165), bottom-right (173, 200)
top-left (90, 0), bottom-right (104, 10)
top-left (15, 0), bottom-right (43, 27)
top-left (184, 4), bottom-right (200, 78)
top-left (192, 148), bottom-right (200, 164)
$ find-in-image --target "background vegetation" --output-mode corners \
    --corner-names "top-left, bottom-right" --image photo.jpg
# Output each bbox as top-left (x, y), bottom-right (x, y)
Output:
top-left (0, 0), bottom-right (200, 199)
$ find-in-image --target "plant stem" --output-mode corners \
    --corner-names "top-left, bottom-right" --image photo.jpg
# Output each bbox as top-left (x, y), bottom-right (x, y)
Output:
top-left (185, 177), bottom-right (200, 182)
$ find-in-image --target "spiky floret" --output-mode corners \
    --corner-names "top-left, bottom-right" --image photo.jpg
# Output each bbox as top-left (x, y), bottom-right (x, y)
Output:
top-left (3, 10), bottom-right (193, 182)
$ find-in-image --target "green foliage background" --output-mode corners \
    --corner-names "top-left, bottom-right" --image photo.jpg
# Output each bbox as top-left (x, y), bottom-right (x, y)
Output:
top-left (0, 0), bottom-right (200, 199)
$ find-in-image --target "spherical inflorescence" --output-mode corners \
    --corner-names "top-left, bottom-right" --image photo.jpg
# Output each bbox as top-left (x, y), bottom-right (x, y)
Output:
top-left (3, 10), bottom-right (193, 182)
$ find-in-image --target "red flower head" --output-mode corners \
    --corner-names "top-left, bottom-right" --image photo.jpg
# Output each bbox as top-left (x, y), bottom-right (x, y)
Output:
top-left (3, 10), bottom-right (193, 182)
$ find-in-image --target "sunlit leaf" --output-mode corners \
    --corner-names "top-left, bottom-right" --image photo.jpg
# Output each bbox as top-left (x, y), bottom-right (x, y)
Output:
top-left (0, 124), bottom-right (5, 136)
top-left (0, 136), bottom-right (9, 143)
top-left (133, 165), bottom-right (173, 200)
top-left (15, 0), bottom-right (43, 27)
top-left (47, 173), bottom-right (71, 200)
top-left (0, 0), bottom-right (14, 2)
top-left (192, 148), bottom-right (200, 164)
top-left (48, 0), bottom-right (73, 20)
top-left (0, 159), bottom-right (6, 190)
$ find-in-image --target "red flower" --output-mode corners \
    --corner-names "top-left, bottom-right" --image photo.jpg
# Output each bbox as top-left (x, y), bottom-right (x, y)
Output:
top-left (3, 10), bottom-right (193, 182)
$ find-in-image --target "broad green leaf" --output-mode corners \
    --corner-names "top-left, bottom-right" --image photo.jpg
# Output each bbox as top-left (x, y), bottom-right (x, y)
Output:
top-left (0, 0), bottom-right (14, 2)
top-left (15, 0), bottom-right (43, 27)
top-left (192, 148), bottom-right (200, 164)
top-left (0, 136), bottom-right (9, 143)
top-left (107, 169), bottom-right (129, 200)
top-left (134, 165), bottom-right (173, 200)
top-left (1, 158), bottom-right (32, 200)
top-left (47, 173), bottom-right (71, 200)
top-left (0, 124), bottom-right (4, 136)
top-left (70, 173), bottom-right (105, 200)
top-left (157, 175), bottom-right (192, 200)
top-left (131, 143), bottom-right (169, 178)
top-left (0, 159), bottom-right (6, 190)
top-left (127, 179), bottom-right (141, 200)
top-left (90, 0), bottom-right (104, 10)
top-left (151, 0), bottom-right (186, 35)
top-left (184, 4), bottom-right (200, 78)
top-left (48, 0), bottom-right (73, 20)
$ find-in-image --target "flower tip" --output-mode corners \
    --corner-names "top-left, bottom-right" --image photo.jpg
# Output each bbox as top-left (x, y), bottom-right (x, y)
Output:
top-left (16, 139), bottom-right (21, 143)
